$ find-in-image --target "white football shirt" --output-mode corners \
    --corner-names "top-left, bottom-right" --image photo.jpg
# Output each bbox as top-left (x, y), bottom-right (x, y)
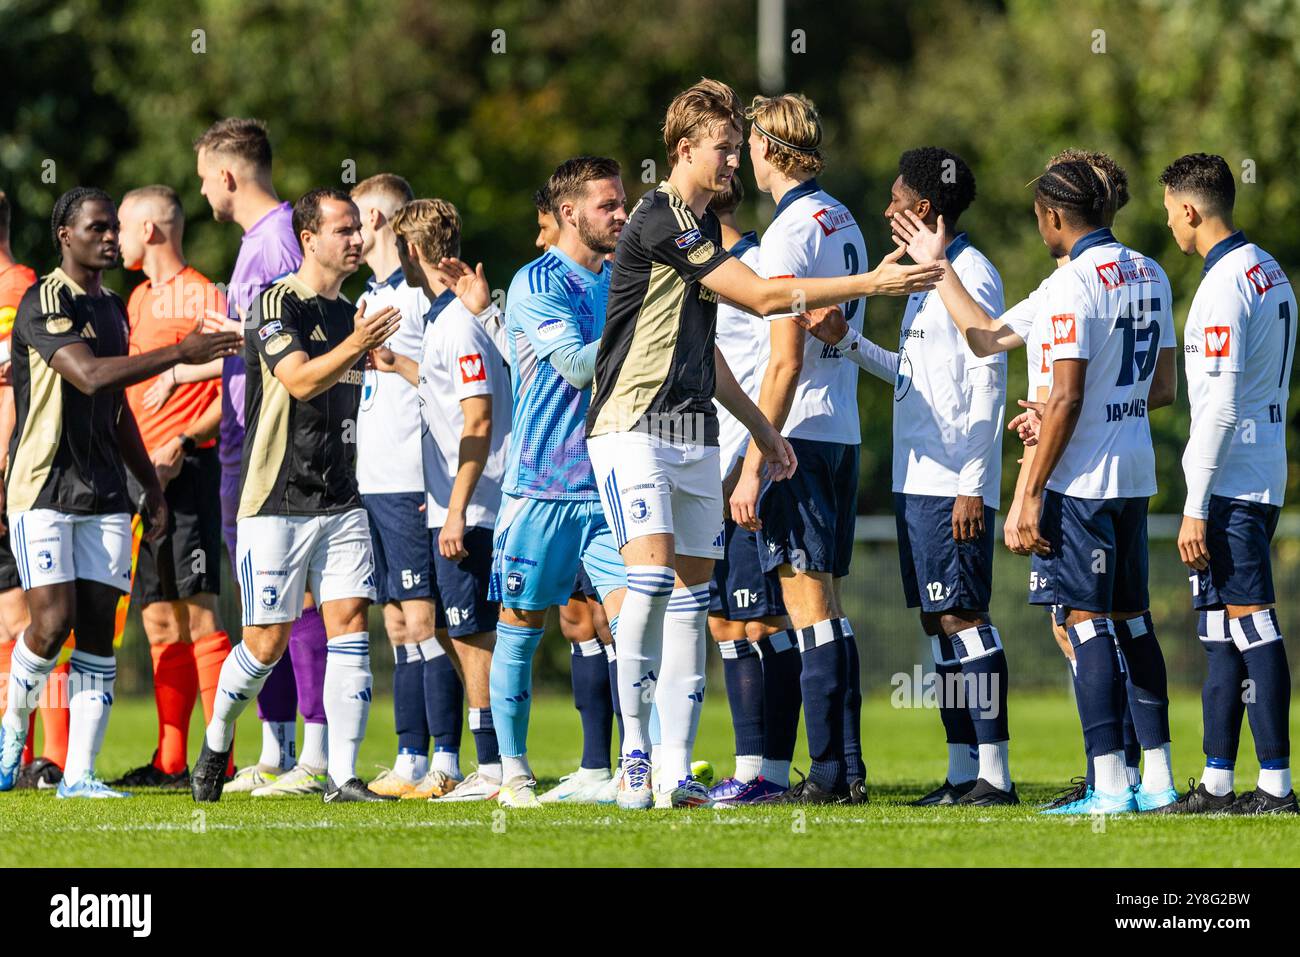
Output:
top-left (893, 235), bottom-right (1006, 507)
top-left (758, 180), bottom-right (865, 445)
top-left (1183, 233), bottom-right (1295, 507)
top-left (713, 233), bottom-right (767, 478)
top-left (1036, 229), bottom-right (1175, 499)
top-left (356, 269), bottom-right (429, 495)
top-left (418, 291), bottom-right (512, 529)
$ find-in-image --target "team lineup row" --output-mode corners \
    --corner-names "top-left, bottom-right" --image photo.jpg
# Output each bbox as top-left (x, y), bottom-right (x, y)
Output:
top-left (0, 77), bottom-right (1293, 814)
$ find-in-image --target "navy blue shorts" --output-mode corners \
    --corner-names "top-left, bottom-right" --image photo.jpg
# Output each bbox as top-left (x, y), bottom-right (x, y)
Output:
top-left (710, 519), bottom-right (787, 620)
top-left (1191, 495), bottom-right (1280, 609)
top-left (573, 566), bottom-right (598, 601)
top-left (1029, 491), bottom-right (1149, 614)
top-left (757, 438), bottom-right (858, 577)
top-left (363, 492), bottom-right (434, 604)
top-left (894, 493), bottom-right (994, 613)
top-left (431, 525), bottom-right (498, 638)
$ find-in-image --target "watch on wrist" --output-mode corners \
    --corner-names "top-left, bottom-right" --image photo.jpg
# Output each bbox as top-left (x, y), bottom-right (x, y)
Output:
top-left (179, 433), bottom-right (197, 454)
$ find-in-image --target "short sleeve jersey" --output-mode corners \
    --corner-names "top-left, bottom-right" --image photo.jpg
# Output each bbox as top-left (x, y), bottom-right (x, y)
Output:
top-left (892, 235), bottom-right (1006, 507)
top-left (1183, 232), bottom-right (1295, 505)
top-left (126, 265), bottom-right (225, 455)
top-left (418, 293), bottom-right (512, 529)
top-left (355, 268), bottom-right (430, 495)
top-left (503, 246), bottom-right (610, 501)
top-left (1034, 229), bottom-right (1176, 499)
top-left (587, 182), bottom-right (732, 445)
top-left (713, 233), bottom-right (765, 477)
top-left (238, 275), bottom-right (364, 519)
top-left (757, 180), bottom-right (866, 445)
top-left (7, 268), bottom-right (131, 515)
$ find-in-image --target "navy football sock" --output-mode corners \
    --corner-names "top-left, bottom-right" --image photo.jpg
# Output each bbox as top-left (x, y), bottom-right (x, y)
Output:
top-left (1068, 662), bottom-right (1096, 789)
top-left (719, 638), bottom-right (764, 769)
top-left (841, 625), bottom-right (864, 782)
top-left (393, 645), bottom-right (429, 754)
top-left (1235, 611), bottom-right (1291, 765)
top-left (1068, 617), bottom-right (1125, 758)
top-left (571, 639), bottom-right (614, 770)
top-left (934, 633), bottom-right (978, 752)
top-left (1121, 695), bottom-right (1141, 771)
top-left (422, 646), bottom-right (464, 754)
top-left (950, 623), bottom-right (1009, 745)
top-left (798, 619), bottom-right (848, 790)
top-left (1200, 614), bottom-right (1246, 766)
top-left (757, 629), bottom-right (801, 764)
top-left (469, 707), bottom-right (499, 768)
top-left (1114, 612), bottom-right (1170, 747)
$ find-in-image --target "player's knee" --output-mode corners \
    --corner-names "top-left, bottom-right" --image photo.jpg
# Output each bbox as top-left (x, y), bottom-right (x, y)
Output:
top-left (501, 606), bottom-right (546, 631)
top-left (27, 606), bottom-right (75, 656)
top-left (939, 609), bottom-right (986, 636)
top-left (141, 602), bottom-right (186, 645)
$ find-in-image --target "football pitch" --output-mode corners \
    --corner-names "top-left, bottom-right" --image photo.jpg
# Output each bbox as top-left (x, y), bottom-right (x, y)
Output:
top-left (2, 691), bottom-right (1296, 868)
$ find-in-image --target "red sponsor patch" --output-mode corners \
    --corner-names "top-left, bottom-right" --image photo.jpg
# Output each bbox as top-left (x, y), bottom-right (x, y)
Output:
top-left (1204, 326), bottom-right (1231, 357)
top-left (1050, 314), bottom-right (1077, 345)
top-left (811, 205), bottom-right (854, 236)
top-left (1040, 343), bottom-right (1052, 374)
top-left (458, 353), bottom-right (486, 383)
top-left (1244, 261), bottom-right (1287, 293)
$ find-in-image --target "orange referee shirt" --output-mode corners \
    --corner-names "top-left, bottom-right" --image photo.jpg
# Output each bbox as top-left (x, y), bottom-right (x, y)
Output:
top-left (126, 265), bottom-right (224, 455)
top-left (0, 262), bottom-right (38, 363)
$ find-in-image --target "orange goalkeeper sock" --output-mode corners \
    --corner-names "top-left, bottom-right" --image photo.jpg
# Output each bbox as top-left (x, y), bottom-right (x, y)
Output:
top-left (39, 662), bottom-right (70, 769)
top-left (151, 642), bottom-right (198, 774)
top-left (193, 631), bottom-right (234, 775)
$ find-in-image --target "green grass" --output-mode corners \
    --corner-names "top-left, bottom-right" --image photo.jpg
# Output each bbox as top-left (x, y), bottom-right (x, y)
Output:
top-left (1, 691), bottom-right (1296, 867)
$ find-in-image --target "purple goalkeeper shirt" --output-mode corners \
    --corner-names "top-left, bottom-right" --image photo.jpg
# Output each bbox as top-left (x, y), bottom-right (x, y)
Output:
top-left (220, 201), bottom-right (302, 476)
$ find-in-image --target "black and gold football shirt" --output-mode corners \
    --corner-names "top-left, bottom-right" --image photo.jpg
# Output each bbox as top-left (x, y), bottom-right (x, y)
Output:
top-left (238, 274), bottom-right (364, 518)
top-left (586, 181), bottom-right (732, 445)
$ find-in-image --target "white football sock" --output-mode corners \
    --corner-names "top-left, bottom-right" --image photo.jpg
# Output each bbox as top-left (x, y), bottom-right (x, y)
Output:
top-left (1200, 765), bottom-right (1234, 797)
top-left (502, 754), bottom-right (532, 782)
top-left (759, 758), bottom-right (791, 788)
top-left (1125, 765), bottom-right (1142, 788)
top-left (300, 721), bottom-right (328, 770)
top-left (2, 636), bottom-right (57, 734)
top-left (948, 742), bottom-right (979, 785)
top-left (1141, 744), bottom-right (1174, 793)
top-left (1257, 767), bottom-right (1292, 798)
top-left (655, 583), bottom-right (710, 788)
top-left (418, 635), bottom-right (445, 660)
top-left (978, 741), bottom-right (1011, 791)
top-left (260, 720), bottom-right (296, 770)
top-left (63, 651), bottom-right (116, 786)
top-left (615, 566), bottom-right (674, 757)
top-left (323, 633), bottom-right (372, 785)
top-left (395, 749), bottom-right (427, 782)
top-left (735, 754), bottom-right (762, 783)
top-left (206, 642), bottom-right (275, 751)
top-left (432, 749), bottom-right (460, 778)
top-left (1094, 750), bottom-right (1129, 795)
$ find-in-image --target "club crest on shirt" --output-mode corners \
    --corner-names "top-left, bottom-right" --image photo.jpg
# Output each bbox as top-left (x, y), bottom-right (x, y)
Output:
top-left (687, 241), bottom-right (716, 265)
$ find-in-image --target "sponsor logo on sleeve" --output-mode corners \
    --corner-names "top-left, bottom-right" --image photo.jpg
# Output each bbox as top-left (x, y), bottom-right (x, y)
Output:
top-left (46, 316), bottom-right (73, 335)
top-left (811, 204), bottom-right (854, 236)
top-left (1041, 343), bottom-right (1052, 374)
top-left (458, 353), bottom-right (486, 382)
top-left (1050, 314), bottom-right (1077, 345)
top-left (265, 332), bottom-right (293, 356)
top-left (1204, 326), bottom-right (1231, 357)
top-left (674, 228), bottom-right (702, 249)
top-left (537, 317), bottom-right (565, 341)
top-left (686, 240), bottom-right (717, 265)
top-left (1095, 258), bottom-right (1158, 289)
top-left (258, 320), bottom-right (283, 341)
top-left (1245, 260), bottom-right (1287, 293)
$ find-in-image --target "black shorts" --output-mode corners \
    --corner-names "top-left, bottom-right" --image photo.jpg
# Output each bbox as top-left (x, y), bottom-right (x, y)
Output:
top-left (0, 523), bottom-right (19, 592)
top-left (128, 446), bottom-right (223, 605)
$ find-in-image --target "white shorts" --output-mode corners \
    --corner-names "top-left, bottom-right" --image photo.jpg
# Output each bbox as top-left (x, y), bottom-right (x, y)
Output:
top-left (8, 510), bottom-right (134, 592)
top-left (236, 508), bottom-right (377, 626)
top-left (588, 431), bottom-right (724, 559)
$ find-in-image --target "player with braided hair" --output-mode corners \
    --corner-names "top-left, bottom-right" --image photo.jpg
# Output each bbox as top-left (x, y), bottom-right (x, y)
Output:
top-left (888, 159), bottom-right (1180, 814)
top-left (0, 187), bottom-right (241, 797)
